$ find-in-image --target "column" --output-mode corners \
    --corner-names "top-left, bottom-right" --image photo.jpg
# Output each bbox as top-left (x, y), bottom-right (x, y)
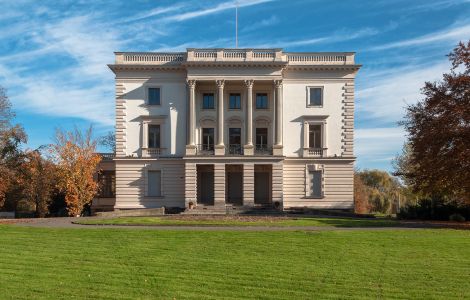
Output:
top-left (243, 163), bottom-right (254, 206)
top-left (215, 79), bottom-right (225, 155)
top-left (244, 80), bottom-right (254, 155)
top-left (185, 79), bottom-right (196, 155)
top-left (273, 79), bottom-right (283, 156)
top-left (214, 163), bottom-right (226, 207)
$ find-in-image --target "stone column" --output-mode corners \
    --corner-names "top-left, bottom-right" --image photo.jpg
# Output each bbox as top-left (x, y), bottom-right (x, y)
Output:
top-left (273, 79), bottom-right (283, 156)
top-left (244, 80), bottom-right (254, 155)
top-left (215, 80), bottom-right (225, 155)
top-left (243, 163), bottom-right (254, 206)
top-left (185, 79), bottom-right (196, 155)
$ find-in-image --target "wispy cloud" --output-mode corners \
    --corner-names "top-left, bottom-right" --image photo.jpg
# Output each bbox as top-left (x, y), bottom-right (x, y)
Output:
top-left (164, 0), bottom-right (274, 22)
top-left (241, 15), bottom-right (279, 33)
top-left (122, 4), bottom-right (184, 23)
top-left (369, 23), bottom-right (470, 51)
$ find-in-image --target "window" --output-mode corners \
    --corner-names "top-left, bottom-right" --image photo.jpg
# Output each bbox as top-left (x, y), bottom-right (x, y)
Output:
top-left (308, 87), bottom-right (323, 106)
top-left (229, 93), bottom-right (241, 109)
top-left (202, 93), bottom-right (215, 109)
top-left (147, 170), bottom-right (162, 197)
top-left (98, 171), bottom-right (115, 198)
top-left (309, 124), bottom-right (322, 148)
top-left (202, 128), bottom-right (214, 150)
top-left (148, 124), bottom-right (161, 148)
top-left (256, 93), bottom-right (268, 109)
top-left (148, 88), bottom-right (161, 105)
top-left (229, 128), bottom-right (241, 145)
top-left (309, 170), bottom-right (322, 197)
top-left (256, 128), bottom-right (268, 146)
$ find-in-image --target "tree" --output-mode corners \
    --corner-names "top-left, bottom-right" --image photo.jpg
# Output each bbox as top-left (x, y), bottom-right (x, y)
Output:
top-left (399, 41), bottom-right (470, 201)
top-left (0, 87), bottom-right (27, 210)
top-left (354, 172), bottom-right (370, 214)
top-left (98, 131), bottom-right (116, 153)
top-left (50, 126), bottom-right (101, 216)
top-left (20, 149), bottom-right (57, 217)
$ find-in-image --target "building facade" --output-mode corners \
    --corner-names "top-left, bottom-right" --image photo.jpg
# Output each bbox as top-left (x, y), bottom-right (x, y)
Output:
top-left (94, 48), bottom-right (360, 212)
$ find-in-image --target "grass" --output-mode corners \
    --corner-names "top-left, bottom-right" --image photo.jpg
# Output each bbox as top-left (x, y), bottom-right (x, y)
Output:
top-left (1, 225), bottom-right (469, 299)
top-left (76, 216), bottom-right (400, 227)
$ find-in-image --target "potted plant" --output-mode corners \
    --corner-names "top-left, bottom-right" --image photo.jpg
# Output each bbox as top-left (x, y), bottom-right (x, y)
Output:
top-left (188, 201), bottom-right (195, 210)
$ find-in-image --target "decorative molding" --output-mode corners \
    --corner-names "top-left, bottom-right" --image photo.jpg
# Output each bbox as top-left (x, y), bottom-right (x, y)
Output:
top-left (244, 79), bottom-right (254, 89)
top-left (215, 79), bottom-right (225, 88)
top-left (186, 79), bottom-right (196, 89)
top-left (274, 79), bottom-right (283, 88)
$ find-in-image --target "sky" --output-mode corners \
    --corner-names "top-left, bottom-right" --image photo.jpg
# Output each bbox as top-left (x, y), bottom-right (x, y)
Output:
top-left (0, 0), bottom-right (469, 171)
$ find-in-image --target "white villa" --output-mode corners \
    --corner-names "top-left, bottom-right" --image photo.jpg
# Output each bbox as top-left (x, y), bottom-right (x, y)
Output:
top-left (93, 48), bottom-right (361, 212)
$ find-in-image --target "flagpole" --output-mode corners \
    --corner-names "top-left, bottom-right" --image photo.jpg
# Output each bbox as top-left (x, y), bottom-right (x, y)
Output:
top-left (235, 3), bottom-right (238, 48)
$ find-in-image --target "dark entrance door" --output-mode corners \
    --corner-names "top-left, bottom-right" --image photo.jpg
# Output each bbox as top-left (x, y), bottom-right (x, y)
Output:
top-left (226, 165), bottom-right (243, 205)
top-left (254, 165), bottom-right (271, 205)
top-left (197, 165), bottom-right (214, 205)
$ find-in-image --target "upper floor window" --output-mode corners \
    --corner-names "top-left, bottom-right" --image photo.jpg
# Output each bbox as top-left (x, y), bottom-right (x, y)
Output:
top-left (308, 87), bottom-right (323, 107)
top-left (309, 124), bottom-right (322, 148)
top-left (202, 93), bottom-right (215, 109)
top-left (229, 93), bottom-right (241, 109)
top-left (229, 128), bottom-right (241, 145)
top-left (147, 170), bottom-right (162, 197)
top-left (256, 93), bottom-right (268, 109)
top-left (148, 124), bottom-right (161, 148)
top-left (148, 88), bottom-right (161, 105)
top-left (256, 128), bottom-right (268, 146)
top-left (202, 128), bottom-right (214, 150)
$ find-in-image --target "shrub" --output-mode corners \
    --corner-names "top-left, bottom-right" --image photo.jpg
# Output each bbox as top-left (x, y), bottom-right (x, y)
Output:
top-left (398, 196), bottom-right (470, 221)
top-left (449, 214), bottom-right (466, 222)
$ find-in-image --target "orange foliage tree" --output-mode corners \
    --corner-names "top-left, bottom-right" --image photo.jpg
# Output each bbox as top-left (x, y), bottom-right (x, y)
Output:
top-left (50, 126), bottom-right (101, 216)
top-left (20, 149), bottom-right (57, 217)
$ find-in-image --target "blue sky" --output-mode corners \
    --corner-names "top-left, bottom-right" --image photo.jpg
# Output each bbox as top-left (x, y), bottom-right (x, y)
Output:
top-left (1, 0), bottom-right (469, 170)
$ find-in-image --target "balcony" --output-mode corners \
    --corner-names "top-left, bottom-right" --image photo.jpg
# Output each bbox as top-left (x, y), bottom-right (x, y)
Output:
top-left (227, 144), bottom-right (244, 156)
top-left (142, 148), bottom-right (165, 158)
top-left (196, 144), bottom-right (214, 156)
top-left (97, 153), bottom-right (115, 161)
top-left (305, 148), bottom-right (328, 157)
top-left (254, 144), bottom-right (272, 156)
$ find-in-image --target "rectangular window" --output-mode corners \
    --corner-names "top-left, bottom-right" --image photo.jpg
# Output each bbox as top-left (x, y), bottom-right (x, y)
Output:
top-left (256, 128), bottom-right (268, 146)
top-left (309, 171), bottom-right (322, 197)
top-left (229, 128), bottom-right (241, 145)
top-left (256, 93), bottom-right (268, 109)
top-left (147, 170), bottom-right (162, 197)
top-left (202, 93), bottom-right (215, 109)
top-left (98, 171), bottom-right (115, 198)
top-left (309, 87), bottom-right (323, 106)
top-left (202, 128), bottom-right (214, 150)
top-left (148, 88), bottom-right (161, 105)
top-left (148, 124), bottom-right (161, 148)
top-left (309, 124), bottom-right (322, 148)
top-left (229, 93), bottom-right (241, 109)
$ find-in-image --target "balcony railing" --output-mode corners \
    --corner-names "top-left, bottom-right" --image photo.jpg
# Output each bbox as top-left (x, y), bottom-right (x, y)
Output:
top-left (307, 148), bottom-right (327, 157)
top-left (196, 144), bottom-right (214, 155)
top-left (228, 144), bottom-right (244, 155)
top-left (97, 153), bottom-right (115, 161)
top-left (254, 144), bottom-right (272, 155)
top-left (142, 148), bottom-right (165, 157)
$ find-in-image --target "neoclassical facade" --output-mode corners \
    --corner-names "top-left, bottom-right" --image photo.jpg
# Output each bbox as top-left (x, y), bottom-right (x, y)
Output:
top-left (93, 48), bottom-right (360, 212)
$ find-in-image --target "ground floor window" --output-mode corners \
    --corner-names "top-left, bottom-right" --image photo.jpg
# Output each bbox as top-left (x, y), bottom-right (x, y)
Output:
top-left (147, 170), bottom-right (162, 197)
top-left (98, 171), bottom-right (115, 198)
top-left (309, 170), bottom-right (322, 197)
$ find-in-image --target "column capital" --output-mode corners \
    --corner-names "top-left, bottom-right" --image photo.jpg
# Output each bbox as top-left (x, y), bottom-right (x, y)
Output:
top-left (216, 79), bottom-right (225, 88)
top-left (186, 79), bottom-right (196, 88)
top-left (274, 79), bottom-right (283, 88)
top-left (244, 79), bottom-right (254, 89)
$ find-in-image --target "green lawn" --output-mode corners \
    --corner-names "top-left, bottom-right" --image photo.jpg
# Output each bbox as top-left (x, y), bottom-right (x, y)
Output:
top-left (76, 216), bottom-right (400, 227)
top-left (0, 225), bottom-right (469, 299)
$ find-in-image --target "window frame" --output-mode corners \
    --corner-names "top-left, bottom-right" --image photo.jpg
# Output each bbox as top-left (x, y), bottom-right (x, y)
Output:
top-left (306, 86), bottom-right (323, 107)
top-left (147, 124), bottom-right (161, 149)
top-left (255, 127), bottom-right (268, 146)
top-left (202, 92), bottom-right (215, 110)
top-left (97, 170), bottom-right (116, 198)
top-left (255, 93), bottom-right (269, 110)
top-left (146, 86), bottom-right (162, 106)
top-left (228, 93), bottom-right (242, 110)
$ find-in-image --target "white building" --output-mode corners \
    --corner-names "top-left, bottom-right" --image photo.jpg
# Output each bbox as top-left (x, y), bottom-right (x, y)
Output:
top-left (93, 48), bottom-right (360, 212)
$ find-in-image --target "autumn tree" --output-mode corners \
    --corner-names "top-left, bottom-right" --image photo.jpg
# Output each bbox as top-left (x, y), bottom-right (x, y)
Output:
top-left (0, 86), bottom-right (27, 210)
top-left (354, 172), bottom-right (370, 214)
top-left (398, 41), bottom-right (470, 201)
top-left (20, 149), bottom-right (57, 217)
top-left (50, 126), bottom-right (101, 216)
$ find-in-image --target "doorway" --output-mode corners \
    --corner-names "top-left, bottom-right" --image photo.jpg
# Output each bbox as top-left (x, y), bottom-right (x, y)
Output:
top-left (226, 165), bottom-right (243, 205)
top-left (197, 165), bottom-right (214, 205)
top-left (254, 164), bottom-right (272, 205)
